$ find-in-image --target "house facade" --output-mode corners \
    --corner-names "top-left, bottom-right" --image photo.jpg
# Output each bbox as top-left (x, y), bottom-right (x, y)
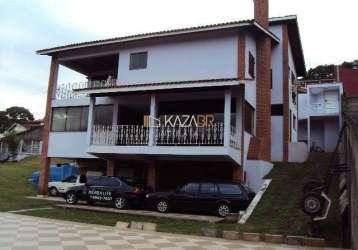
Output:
top-left (298, 81), bottom-right (343, 152)
top-left (37, 0), bottom-right (305, 194)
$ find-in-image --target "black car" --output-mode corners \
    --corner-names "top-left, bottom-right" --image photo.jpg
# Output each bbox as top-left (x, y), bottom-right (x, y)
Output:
top-left (146, 181), bottom-right (255, 217)
top-left (64, 176), bottom-right (147, 209)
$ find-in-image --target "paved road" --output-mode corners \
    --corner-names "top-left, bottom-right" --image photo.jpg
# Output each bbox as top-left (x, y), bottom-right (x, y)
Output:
top-left (0, 212), bottom-right (338, 250)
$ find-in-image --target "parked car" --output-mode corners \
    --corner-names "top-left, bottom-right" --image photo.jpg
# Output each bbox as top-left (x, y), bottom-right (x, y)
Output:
top-left (146, 181), bottom-right (255, 217)
top-left (48, 175), bottom-right (84, 196)
top-left (29, 163), bottom-right (78, 185)
top-left (64, 176), bottom-right (147, 209)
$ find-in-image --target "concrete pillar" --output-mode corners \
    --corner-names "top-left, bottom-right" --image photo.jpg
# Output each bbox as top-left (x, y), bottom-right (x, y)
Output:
top-left (106, 160), bottom-right (115, 176)
top-left (86, 96), bottom-right (95, 145)
top-left (148, 94), bottom-right (158, 146)
top-left (147, 161), bottom-right (156, 191)
top-left (39, 57), bottom-right (59, 195)
top-left (224, 89), bottom-right (232, 147)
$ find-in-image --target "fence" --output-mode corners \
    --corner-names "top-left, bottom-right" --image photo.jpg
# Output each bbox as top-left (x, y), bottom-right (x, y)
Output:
top-left (0, 140), bottom-right (42, 156)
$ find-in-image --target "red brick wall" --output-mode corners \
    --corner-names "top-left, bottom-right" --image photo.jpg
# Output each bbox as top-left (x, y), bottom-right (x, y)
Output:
top-left (238, 33), bottom-right (246, 80)
top-left (339, 66), bottom-right (358, 97)
top-left (254, 0), bottom-right (269, 28)
top-left (282, 24), bottom-right (289, 162)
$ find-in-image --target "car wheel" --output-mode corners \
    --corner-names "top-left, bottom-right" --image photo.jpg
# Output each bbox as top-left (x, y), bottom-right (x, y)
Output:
top-left (49, 187), bottom-right (58, 196)
top-left (156, 199), bottom-right (169, 213)
top-left (301, 192), bottom-right (324, 216)
top-left (217, 203), bottom-right (230, 217)
top-left (65, 192), bottom-right (77, 204)
top-left (114, 196), bottom-right (127, 209)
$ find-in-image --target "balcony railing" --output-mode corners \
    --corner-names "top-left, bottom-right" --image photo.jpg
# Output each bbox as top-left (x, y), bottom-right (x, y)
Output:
top-left (91, 123), bottom-right (240, 149)
top-left (55, 79), bottom-right (118, 100)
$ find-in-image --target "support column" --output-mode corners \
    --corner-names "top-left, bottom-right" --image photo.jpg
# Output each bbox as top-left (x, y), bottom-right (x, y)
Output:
top-left (106, 160), bottom-right (115, 176)
top-left (147, 161), bottom-right (156, 192)
top-left (224, 89), bottom-right (232, 147)
top-left (148, 94), bottom-right (158, 146)
top-left (39, 57), bottom-right (59, 195)
top-left (112, 101), bottom-right (119, 126)
top-left (86, 96), bottom-right (95, 145)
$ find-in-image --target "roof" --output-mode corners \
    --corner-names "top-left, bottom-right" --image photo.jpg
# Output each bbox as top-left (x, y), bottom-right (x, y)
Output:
top-left (37, 18), bottom-right (284, 55)
top-left (73, 78), bottom-right (250, 95)
top-left (37, 15), bottom-right (305, 76)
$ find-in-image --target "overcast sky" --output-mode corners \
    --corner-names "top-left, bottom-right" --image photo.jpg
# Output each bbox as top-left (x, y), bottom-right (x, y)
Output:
top-left (1, 0), bottom-right (357, 119)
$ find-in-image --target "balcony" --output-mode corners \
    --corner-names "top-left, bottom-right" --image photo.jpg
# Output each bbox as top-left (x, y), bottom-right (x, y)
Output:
top-left (91, 123), bottom-right (239, 148)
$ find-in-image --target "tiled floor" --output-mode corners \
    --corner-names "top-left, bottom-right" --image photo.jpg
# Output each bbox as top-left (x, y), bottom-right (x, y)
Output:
top-left (0, 212), bottom-right (339, 250)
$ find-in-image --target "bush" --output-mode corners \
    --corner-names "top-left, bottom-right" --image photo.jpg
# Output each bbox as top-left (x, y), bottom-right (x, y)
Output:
top-left (2, 132), bottom-right (19, 155)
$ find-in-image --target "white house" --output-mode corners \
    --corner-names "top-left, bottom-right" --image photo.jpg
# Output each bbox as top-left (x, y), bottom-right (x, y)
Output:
top-left (298, 82), bottom-right (343, 152)
top-left (36, 0), bottom-right (306, 194)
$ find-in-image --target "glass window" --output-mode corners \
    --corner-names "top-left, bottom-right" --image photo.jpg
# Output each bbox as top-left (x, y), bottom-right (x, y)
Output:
top-left (248, 52), bottom-right (255, 78)
top-left (51, 106), bottom-right (89, 132)
top-left (87, 177), bottom-right (101, 186)
top-left (129, 52), bottom-right (148, 70)
top-left (200, 183), bottom-right (217, 194)
top-left (51, 108), bottom-right (66, 131)
top-left (94, 105), bottom-right (113, 126)
top-left (102, 177), bottom-right (121, 187)
top-left (244, 102), bottom-right (255, 134)
top-left (66, 107), bottom-right (82, 131)
top-left (219, 184), bottom-right (242, 195)
top-left (180, 183), bottom-right (199, 193)
top-left (63, 176), bottom-right (77, 183)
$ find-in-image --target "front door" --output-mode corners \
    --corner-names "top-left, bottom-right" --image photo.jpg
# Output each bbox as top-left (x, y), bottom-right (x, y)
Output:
top-left (324, 91), bottom-right (339, 113)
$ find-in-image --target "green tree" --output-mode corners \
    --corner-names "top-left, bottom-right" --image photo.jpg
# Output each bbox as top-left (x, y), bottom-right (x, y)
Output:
top-left (0, 111), bottom-right (10, 133)
top-left (5, 106), bottom-right (34, 124)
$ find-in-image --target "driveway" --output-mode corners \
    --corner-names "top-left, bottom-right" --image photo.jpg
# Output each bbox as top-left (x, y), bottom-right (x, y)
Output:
top-left (0, 212), bottom-right (339, 250)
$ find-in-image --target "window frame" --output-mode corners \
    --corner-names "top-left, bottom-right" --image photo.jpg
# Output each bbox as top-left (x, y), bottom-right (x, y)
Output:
top-left (248, 52), bottom-right (255, 79)
top-left (51, 106), bottom-right (89, 132)
top-left (244, 101), bottom-right (255, 135)
top-left (129, 51), bottom-right (148, 70)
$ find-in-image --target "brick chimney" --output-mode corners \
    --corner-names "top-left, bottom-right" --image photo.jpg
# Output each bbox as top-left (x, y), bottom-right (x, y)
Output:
top-left (254, 0), bottom-right (269, 27)
top-left (253, 0), bottom-right (272, 161)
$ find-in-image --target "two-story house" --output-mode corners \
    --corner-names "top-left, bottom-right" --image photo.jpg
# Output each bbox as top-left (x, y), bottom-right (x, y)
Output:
top-left (298, 81), bottom-right (343, 152)
top-left (36, 0), bottom-right (305, 194)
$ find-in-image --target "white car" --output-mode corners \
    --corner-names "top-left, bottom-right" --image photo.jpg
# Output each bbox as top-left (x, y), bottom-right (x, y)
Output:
top-left (48, 175), bottom-right (84, 196)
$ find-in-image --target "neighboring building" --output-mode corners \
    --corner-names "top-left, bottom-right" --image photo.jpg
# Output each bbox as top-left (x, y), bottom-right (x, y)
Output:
top-left (298, 82), bottom-right (343, 152)
top-left (0, 120), bottom-right (44, 156)
top-left (337, 66), bottom-right (358, 98)
top-left (36, 0), bottom-right (306, 194)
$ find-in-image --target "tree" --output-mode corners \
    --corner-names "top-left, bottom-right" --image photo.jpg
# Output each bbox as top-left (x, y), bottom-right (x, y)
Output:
top-left (306, 64), bottom-right (335, 80)
top-left (0, 106), bottom-right (34, 133)
top-left (5, 106), bottom-right (34, 124)
top-left (2, 131), bottom-right (19, 156)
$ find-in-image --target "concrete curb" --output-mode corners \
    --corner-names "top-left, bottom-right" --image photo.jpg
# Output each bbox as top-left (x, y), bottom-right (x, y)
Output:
top-left (201, 228), bottom-right (326, 247)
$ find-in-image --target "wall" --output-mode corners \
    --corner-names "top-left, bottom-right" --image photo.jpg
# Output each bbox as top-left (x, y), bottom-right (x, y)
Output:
top-left (288, 40), bottom-right (298, 143)
top-left (324, 117), bottom-right (340, 152)
top-left (117, 35), bottom-right (238, 84)
top-left (298, 93), bottom-right (308, 119)
top-left (245, 160), bottom-right (273, 193)
top-left (269, 25), bottom-right (283, 104)
top-left (271, 116), bottom-right (283, 161)
top-left (48, 132), bottom-right (96, 158)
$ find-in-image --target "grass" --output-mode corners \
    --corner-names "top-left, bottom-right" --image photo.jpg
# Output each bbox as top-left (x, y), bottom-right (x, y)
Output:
top-left (0, 155), bottom-right (341, 246)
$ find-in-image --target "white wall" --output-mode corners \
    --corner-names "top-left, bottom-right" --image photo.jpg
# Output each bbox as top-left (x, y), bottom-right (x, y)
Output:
top-left (324, 118), bottom-right (340, 152)
top-left (298, 93), bottom-right (308, 119)
top-left (269, 25), bottom-right (283, 104)
top-left (245, 160), bottom-right (273, 193)
top-left (48, 132), bottom-right (96, 158)
top-left (117, 35), bottom-right (238, 84)
top-left (271, 116), bottom-right (283, 161)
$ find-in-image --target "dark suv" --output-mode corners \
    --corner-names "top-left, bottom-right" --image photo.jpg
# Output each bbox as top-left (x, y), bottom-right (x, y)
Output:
top-left (146, 181), bottom-right (255, 217)
top-left (64, 176), bottom-right (147, 209)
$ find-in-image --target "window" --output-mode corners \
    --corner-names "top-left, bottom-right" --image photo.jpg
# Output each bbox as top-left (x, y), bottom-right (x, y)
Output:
top-left (248, 52), bottom-right (255, 78)
top-left (293, 114), bottom-right (297, 131)
top-left (218, 184), bottom-right (242, 195)
top-left (94, 105), bottom-right (113, 126)
top-left (244, 101), bottom-right (255, 134)
top-left (180, 183), bottom-right (199, 193)
top-left (271, 104), bottom-right (283, 116)
top-left (129, 52), bottom-right (148, 70)
top-left (63, 176), bottom-right (77, 183)
top-left (200, 183), bottom-right (218, 194)
top-left (51, 106), bottom-right (89, 132)
top-left (104, 177), bottom-right (121, 187)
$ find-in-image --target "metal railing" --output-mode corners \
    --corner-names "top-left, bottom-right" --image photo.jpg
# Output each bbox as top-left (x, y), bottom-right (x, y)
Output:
top-left (55, 79), bottom-right (118, 100)
top-left (91, 123), bottom-right (240, 149)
